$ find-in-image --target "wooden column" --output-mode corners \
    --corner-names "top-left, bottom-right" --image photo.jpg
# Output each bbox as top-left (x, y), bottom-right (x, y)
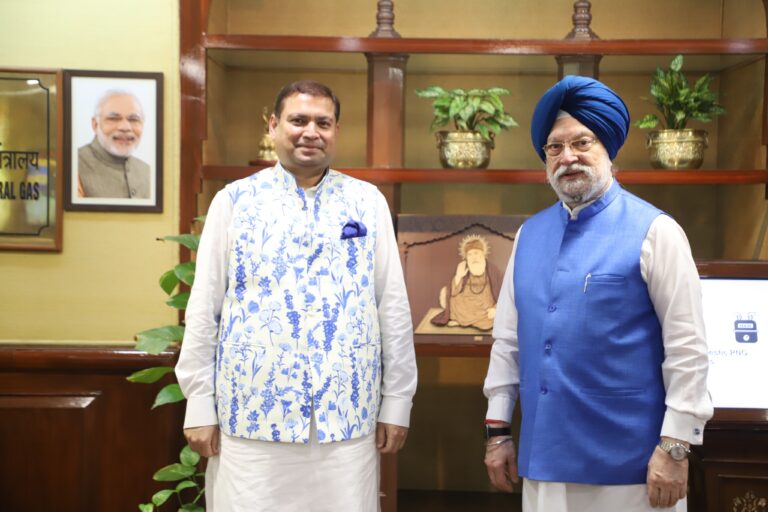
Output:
top-left (556, 0), bottom-right (602, 79)
top-left (367, 5), bottom-right (409, 511)
top-left (365, 53), bottom-right (408, 216)
top-left (179, 0), bottom-right (210, 239)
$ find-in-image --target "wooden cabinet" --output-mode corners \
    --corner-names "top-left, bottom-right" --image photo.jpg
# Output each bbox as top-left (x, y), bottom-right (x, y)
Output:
top-left (180, 1), bottom-right (768, 510)
top-left (0, 346), bottom-right (184, 512)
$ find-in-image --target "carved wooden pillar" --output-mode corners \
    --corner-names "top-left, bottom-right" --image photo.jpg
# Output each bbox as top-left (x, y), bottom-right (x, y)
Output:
top-left (365, 53), bottom-right (408, 215)
top-left (556, 0), bottom-right (602, 79)
top-left (179, 0), bottom-right (210, 236)
top-left (366, 0), bottom-right (408, 217)
top-left (368, 6), bottom-right (407, 510)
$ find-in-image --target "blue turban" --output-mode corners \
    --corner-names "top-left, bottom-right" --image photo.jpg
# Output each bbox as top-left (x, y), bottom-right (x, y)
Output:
top-left (530, 76), bottom-right (630, 162)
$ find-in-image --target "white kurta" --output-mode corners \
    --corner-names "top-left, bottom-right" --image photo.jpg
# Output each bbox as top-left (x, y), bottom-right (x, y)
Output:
top-left (485, 192), bottom-right (713, 512)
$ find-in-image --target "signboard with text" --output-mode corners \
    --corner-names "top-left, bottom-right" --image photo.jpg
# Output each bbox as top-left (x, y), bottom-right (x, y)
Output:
top-left (0, 69), bottom-right (62, 251)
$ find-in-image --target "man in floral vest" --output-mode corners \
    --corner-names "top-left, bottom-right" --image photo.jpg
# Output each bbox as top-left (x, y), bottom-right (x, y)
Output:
top-left (176, 80), bottom-right (417, 511)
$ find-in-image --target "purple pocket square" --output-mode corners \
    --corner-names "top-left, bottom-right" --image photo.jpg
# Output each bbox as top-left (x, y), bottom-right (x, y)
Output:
top-left (341, 220), bottom-right (367, 240)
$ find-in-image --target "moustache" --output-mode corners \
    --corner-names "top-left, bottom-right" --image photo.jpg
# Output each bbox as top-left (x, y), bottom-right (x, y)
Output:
top-left (554, 163), bottom-right (593, 179)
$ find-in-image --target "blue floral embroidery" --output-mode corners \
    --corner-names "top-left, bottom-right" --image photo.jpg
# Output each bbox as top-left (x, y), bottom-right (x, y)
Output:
top-left (215, 167), bottom-right (384, 444)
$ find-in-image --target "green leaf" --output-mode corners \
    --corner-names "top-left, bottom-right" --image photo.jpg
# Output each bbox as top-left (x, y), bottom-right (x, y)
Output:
top-left (487, 87), bottom-right (510, 96)
top-left (154, 463), bottom-right (196, 482)
top-left (174, 262), bottom-right (196, 286)
top-left (450, 88), bottom-right (466, 96)
top-left (448, 96), bottom-right (463, 120)
top-left (176, 480), bottom-right (198, 492)
top-left (166, 292), bottom-right (191, 310)
top-left (136, 337), bottom-right (172, 355)
top-left (414, 85), bottom-right (447, 98)
top-left (669, 54), bottom-right (683, 72)
top-left (476, 125), bottom-right (490, 141)
top-left (135, 324), bottom-right (185, 353)
top-left (180, 504), bottom-right (205, 512)
top-left (136, 325), bottom-right (185, 346)
top-left (478, 100), bottom-right (496, 115)
top-left (127, 366), bottom-right (175, 384)
top-left (152, 489), bottom-right (175, 507)
top-left (180, 445), bottom-right (201, 466)
top-left (152, 383), bottom-right (185, 409)
top-left (138, 504), bottom-right (154, 512)
top-left (634, 114), bottom-right (660, 129)
top-left (159, 270), bottom-right (180, 296)
top-left (176, 480), bottom-right (200, 492)
top-left (497, 114), bottom-right (518, 128)
top-left (193, 215), bottom-right (206, 223)
top-left (163, 234), bottom-right (200, 252)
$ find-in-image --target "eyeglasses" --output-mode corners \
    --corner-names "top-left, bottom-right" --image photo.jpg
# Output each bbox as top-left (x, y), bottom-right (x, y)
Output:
top-left (542, 137), bottom-right (598, 157)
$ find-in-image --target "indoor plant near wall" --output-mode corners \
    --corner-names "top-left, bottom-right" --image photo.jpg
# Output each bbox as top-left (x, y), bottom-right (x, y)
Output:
top-left (129, 227), bottom-right (206, 512)
top-left (635, 54), bottom-right (726, 169)
top-left (415, 86), bottom-right (518, 168)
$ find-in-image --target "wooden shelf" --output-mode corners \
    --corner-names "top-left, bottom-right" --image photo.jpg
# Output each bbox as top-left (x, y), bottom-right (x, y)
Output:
top-left (202, 165), bottom-right (768, 185)
top-left (204, 34), bottom-right (768, 56)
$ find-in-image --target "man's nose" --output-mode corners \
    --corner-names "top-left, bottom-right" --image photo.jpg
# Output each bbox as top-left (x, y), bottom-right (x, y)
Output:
top-left (558, 144), bottom-right (579, 164)
top-left (117, 118), bottom-right (133, 130)
top-left (303, 122), bottom-right (321, 137)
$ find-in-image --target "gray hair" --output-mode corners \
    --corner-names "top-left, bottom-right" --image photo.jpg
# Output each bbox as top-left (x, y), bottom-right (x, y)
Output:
top-left (93, 89), bottom-right (144, 121)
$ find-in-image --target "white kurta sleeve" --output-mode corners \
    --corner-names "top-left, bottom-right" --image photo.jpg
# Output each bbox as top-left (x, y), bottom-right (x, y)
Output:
top-left (641, 215), bottom-right (714, 444)
top-left (483, 226), bottom-right (523, 423)
top-left (373, 192), bottom-right (417, 427)
top-left (175, 190), bottom-right (233, 429)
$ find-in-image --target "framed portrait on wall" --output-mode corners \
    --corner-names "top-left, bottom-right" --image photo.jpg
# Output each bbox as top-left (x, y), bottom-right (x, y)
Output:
top-left (397, 215), bottom-right (527, 352)
top-left (63, 70), bottom-right (163, 212)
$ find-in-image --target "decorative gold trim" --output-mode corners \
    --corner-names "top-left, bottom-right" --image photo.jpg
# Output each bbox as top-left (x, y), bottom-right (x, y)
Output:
top-left (732, 490), bottom-right (767, 512)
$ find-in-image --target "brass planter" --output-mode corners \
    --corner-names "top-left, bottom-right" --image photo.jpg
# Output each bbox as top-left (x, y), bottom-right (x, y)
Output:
top-left (647, 129), bottom-right (708, 170)
top-left (436, 130), bottom-right (494, 169)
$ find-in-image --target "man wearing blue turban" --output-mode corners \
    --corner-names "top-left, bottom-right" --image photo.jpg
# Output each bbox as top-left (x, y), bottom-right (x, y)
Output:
top-left (483, 76), bottom-right (712, 511)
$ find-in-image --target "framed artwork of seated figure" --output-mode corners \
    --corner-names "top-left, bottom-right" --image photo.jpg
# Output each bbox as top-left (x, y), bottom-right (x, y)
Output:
top-left (397, 215), bottom-right (526, 346)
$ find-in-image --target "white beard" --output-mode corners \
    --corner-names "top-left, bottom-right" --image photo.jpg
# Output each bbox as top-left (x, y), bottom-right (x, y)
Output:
top-left (467, 259), bottom-right (486, 277)
top-left (96, 128), bottom-right (138, 158)
top-left (549, 163), bottom-right (610, 206)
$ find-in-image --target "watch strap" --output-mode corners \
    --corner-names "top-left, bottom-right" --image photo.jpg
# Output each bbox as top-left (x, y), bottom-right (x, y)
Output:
top-left (485, 425), bottom-right (511, 439)
top-left (658, 439), bottom-right (691, 460)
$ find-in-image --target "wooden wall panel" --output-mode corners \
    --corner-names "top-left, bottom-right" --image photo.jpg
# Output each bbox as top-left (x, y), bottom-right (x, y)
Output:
top-left (0, 346), bottom-right (184, 512)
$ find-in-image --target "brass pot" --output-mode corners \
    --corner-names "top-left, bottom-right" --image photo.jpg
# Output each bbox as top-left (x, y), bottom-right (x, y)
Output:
top-left (436, 130), bottom-right (494, 169)
top-left (646, 129), bottom-right (708, 170)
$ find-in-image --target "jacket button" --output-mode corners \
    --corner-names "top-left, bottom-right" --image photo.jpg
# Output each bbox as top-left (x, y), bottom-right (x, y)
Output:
top-left (544, 343), bottom-right (552, 352)
top-left (540, 388), bottom-right (548, 395)
top-left (548, 304), bottom-right (557, 312)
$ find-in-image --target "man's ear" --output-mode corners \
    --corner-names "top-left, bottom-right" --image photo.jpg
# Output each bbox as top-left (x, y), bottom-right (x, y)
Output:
top-left (268, 114), bottom-right (278, 136)
top-left (91, 117), bottom-right (98, 132)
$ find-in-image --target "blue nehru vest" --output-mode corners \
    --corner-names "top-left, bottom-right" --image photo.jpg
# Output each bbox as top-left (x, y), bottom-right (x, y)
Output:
top-left (514, 180), bottom-right (666, 485)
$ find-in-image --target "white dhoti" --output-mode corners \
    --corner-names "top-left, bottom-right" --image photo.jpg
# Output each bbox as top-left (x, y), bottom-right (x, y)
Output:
top-left (205, 423), bottom-right (378, 512)
top-left (523, 479), bottom-right (686, 512)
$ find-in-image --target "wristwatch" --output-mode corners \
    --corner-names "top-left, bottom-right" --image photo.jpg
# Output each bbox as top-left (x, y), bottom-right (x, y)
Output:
top-left (658, 439), bottom-right (691, 461)
top-left (485, 424), bottom-right (511, 439)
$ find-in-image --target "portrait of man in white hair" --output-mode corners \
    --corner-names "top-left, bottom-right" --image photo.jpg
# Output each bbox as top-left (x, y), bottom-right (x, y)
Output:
top-left (77, 89), bottom-right (150, 199)
top-left (430, 234), bottom-right (503, 331)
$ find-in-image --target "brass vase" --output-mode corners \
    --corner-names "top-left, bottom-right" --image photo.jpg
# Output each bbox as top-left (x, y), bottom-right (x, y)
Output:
top-left (436, 131), bottom-right (494, 169)
top-left (646, 129), bottom-right (708, 170)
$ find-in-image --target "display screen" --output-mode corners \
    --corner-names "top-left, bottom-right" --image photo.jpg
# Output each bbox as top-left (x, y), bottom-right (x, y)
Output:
top-left (701, 277), bottom-right (768, 409)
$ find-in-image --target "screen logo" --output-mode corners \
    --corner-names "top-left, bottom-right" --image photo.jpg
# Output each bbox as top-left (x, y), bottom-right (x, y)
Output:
top-left (734, 315), bottom-right (758, 343)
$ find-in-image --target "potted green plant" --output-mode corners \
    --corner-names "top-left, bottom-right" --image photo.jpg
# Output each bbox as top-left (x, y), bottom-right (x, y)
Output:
top-left (130, 226), bottom-right (206, 512)
top-left (415, 86), bottom-right (517, 168)
top-left (635, 54), bottom-right (726, 169)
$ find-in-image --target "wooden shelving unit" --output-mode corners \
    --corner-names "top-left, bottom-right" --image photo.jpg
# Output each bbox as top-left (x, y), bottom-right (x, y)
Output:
top-left (202, 165), bottom-right (768, 185)
top-left (181, 2), bottom-right (768, 510)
